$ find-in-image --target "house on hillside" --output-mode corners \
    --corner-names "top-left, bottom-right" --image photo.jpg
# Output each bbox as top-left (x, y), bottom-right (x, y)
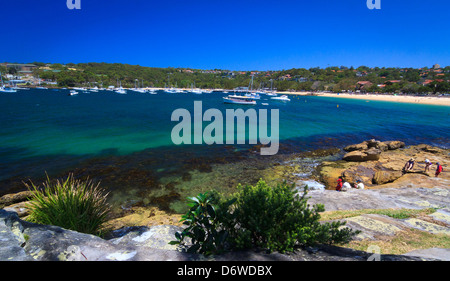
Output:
top-left (356, 81), bottom-right (373, 91)
top-left (279, 74), bottom-right (291, 81)
top-left (1, 63), bottom-right (37, 76)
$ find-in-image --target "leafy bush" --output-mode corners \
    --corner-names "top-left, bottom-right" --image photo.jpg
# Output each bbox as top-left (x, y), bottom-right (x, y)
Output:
top-left (25, 174), bottom-right (111, 235)
top-left (169, 192), bottom-right (236, 255)
top-left (230, 179), bottom-right (358, 253)
top-left (173, 179), bottom-right (359, 255)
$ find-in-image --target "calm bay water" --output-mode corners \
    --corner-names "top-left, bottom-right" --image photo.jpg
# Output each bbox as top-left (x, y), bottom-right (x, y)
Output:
top-left (1, 89), bottom-right (449, 212)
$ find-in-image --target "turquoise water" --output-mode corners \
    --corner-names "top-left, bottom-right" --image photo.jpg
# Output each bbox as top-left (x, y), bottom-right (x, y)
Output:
top-left (1, 89), bottom-right (449, 201)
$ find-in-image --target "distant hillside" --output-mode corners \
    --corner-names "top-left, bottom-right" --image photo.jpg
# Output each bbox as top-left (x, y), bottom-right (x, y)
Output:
top-left (3, 62), bottom-right (449, 93)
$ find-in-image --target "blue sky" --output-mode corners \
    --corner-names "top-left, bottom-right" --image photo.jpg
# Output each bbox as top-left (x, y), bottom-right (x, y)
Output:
top-left (1, 0), bottom-right (449, 70)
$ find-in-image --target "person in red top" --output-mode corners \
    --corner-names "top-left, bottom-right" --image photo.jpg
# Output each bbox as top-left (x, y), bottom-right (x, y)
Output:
top-left (435, 163), bottom-right (443, 177)
top-left (336, 178), bottom-right (343, 191)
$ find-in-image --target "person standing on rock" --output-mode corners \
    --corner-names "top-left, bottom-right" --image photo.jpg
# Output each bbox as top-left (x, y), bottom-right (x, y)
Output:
top-left (403, 158), bottom-right (415, 172)
top-left (424, 159), bottom-right (432, 173)
top-left (435, 163), bottom-right (443, 177)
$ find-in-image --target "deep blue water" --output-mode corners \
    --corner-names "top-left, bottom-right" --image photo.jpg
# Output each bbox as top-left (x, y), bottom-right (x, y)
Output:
top-left (0, 89), bottom-right (449, 197)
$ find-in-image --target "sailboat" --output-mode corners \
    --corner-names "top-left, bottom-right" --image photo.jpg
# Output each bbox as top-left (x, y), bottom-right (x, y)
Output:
top-left (115, 80), bottom-right (127, 94)
top-left (244, 75), bottom-right (260, 99)
top-left (0, 72), bottom-right (17, 93)
top-left (266, 79), bottom-right (277, 96)
top-left (189, 82), bottom-right (202, 94)
top-left (89, 82), bottom-right (99, 92)
top-left (116, 87), bottom-right (126, 94)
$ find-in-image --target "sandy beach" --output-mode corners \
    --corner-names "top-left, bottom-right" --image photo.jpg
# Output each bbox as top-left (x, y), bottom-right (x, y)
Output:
top-left (147, 88), bottom-right (450, 106)
top-left (281, 91), bottom-right (450, 106)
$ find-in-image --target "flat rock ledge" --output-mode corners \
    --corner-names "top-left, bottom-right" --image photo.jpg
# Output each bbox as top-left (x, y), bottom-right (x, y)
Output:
top-left (1, 199), bottom-right (447, 261)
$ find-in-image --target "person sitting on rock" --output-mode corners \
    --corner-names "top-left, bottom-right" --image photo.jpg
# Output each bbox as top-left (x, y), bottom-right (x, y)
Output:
top-left (435, 162), bottom-right (443, 177)
top-left (354, 180), bottom-right (365, 190)
top-left (342, 181), bottom-right (351, 191)
top-left (403, 158), bottom-right (415, 172)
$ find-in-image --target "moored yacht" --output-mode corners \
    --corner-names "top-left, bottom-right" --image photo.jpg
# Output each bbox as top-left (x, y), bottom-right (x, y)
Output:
top-left (270, 95), bottom-right (290, 101)
top-left (0, 87), bottom-right (17, 93)
top-left (0, 72), bottom-right (17, 92)
top-left (223, 95), bottom-right (257, 105)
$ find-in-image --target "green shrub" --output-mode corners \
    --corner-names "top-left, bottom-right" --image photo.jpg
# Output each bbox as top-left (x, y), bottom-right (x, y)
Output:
top-left (169, 192), bottom-right (236, 255)
top-left (229, 179), bottom-right (358, 253)
top-left (173, 179), bottom-right (359, 255)
top-left (25, 174), bottom-right (111, 236)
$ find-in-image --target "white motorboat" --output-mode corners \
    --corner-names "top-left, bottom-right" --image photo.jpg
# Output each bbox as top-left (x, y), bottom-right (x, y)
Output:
top-left (0, 72), bottom-right (17, 93)
top-left (89, 86), bottom-right (99, 92)
top-left (164, 88), bottom-right (177, 94)
top-left (191, 89), bottom-right (203, 94)
top-left (0, 87), bottom-right (17, 93)
top-left (270, 95), bottom-right (290, 101)
top-left (116, 88), bottom-right (127, 94)
top-left (245, 93), bottom-right (261, 99)
top-left (223, 95), bottom-right (257, 105)
top-left (131, 88), bottom-right (147, 93)
top-left (69, 90), bottom-right (78, 96)
top-left (0, 72), bottom-right (17, 92)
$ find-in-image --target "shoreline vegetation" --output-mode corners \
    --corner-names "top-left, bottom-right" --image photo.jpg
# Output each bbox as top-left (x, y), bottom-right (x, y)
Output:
top-left (2, 62), bottom-right (449, 107)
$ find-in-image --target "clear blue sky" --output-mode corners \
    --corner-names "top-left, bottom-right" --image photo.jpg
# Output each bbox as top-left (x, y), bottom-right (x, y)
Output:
top-left (1, 0), bottom-right (449, 70)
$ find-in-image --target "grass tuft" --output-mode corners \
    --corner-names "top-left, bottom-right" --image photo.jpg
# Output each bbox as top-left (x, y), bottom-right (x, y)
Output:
top-left (25, 173), bottom-right (111, 236)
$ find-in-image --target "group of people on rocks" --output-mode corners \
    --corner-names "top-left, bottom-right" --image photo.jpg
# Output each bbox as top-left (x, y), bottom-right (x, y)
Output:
top-left (336, 178), bottom-right (364, 192)
top-left (402, 158), bottom-right (443, 177)
top-left (336, 158), bottom-right (444, 192)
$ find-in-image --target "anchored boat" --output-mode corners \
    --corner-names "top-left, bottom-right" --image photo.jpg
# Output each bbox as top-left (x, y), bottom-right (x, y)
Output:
top-left (223, 95), bottom-right (257, 105)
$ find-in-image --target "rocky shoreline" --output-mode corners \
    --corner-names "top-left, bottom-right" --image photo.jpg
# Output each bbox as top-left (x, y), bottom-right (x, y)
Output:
top-left (1, 140), bottom-right (449, 261)
top-left (316, 140), bottom-right (449, 190)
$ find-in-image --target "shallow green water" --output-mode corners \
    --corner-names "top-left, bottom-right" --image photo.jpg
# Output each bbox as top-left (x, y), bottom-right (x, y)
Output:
top-left (1, 89), bottom-right (448, 212)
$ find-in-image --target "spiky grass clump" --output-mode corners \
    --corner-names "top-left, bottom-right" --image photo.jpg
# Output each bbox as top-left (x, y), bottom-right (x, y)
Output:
top-left (25, 174), bottom-right (111, 235)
